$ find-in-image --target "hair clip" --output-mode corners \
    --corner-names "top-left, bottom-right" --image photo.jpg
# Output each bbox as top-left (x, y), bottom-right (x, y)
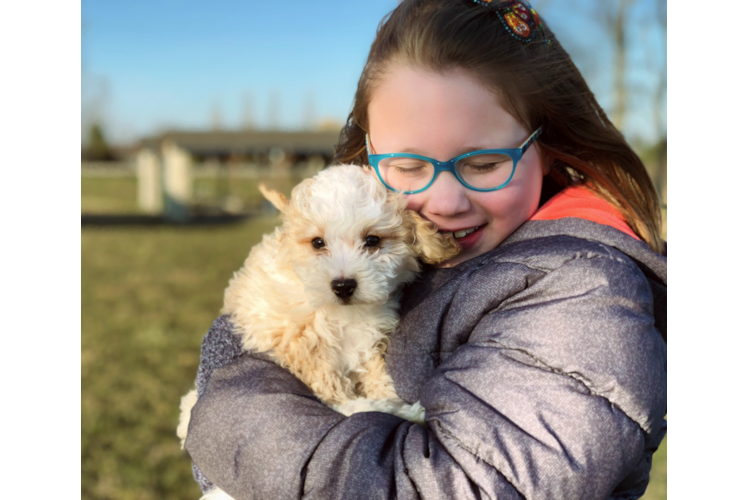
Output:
top-left (471, 0), bottom-right (545, 43)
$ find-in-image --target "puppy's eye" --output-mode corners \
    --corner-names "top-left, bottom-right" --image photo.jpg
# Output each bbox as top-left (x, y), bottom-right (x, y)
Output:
top-left (311, 238), bottom-right (325, 249)
top-left (364, 235), bottom-right (380, 247)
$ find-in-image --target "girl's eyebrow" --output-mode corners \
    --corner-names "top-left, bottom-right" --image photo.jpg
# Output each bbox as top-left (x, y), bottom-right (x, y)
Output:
top-left (398, 145), bottom-right (507, 156)
top-left (398, 147), bottom-right (432, 155)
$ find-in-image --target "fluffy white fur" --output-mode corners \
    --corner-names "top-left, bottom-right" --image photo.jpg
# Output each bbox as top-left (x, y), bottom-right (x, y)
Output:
top-left (198, 486), bottom-right (235, 500)
top-left (177, 165), bottom-right (459, 499)
top-left (177, 388), bottom-right (197, 449)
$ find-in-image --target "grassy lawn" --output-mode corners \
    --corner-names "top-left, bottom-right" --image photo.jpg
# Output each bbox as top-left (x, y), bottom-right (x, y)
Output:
top-left (193, 175), bottom-right (304, 208)
top-left (642, 434), bottom-right (667, 500)
top-left (82, 217), bottom-right (282, 499)
top-left (82, 177), bottom-right (141, 213)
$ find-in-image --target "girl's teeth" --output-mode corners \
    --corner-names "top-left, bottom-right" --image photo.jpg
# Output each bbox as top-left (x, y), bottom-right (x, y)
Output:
top-left (453, 226), bottom-right (479, 239)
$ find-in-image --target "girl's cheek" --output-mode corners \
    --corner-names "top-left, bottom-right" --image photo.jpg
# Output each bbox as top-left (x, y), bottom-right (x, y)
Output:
top-left (404, 194), bottom-right (423, 212)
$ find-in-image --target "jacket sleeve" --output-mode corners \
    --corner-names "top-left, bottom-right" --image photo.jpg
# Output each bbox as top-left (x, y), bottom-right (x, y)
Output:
top-left (184, 255), bottom-right (667, 500)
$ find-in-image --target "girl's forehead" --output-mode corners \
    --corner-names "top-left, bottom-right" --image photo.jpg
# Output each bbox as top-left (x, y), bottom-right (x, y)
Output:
top-left (367, 65), bottom-right (526, 156)
top-left (371, 65), bottom-right (502, 112)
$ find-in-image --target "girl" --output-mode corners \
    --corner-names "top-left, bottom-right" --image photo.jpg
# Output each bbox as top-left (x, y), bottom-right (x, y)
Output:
top-left (184, 0), bottom-right (667, 498)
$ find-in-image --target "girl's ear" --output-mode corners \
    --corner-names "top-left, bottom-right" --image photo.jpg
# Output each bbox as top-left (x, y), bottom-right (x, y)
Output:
top-left (403, 209), bottom-right (461, 265)
top-left (258, 184), bottom-right (289, 212)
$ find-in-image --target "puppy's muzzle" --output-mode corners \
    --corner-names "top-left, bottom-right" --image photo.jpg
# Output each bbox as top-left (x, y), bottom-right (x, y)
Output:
top-left (331, 278), bottom-right (357, 301)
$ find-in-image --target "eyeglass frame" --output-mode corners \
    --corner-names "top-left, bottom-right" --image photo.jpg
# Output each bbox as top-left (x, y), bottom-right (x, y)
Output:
top-left (366, 126), bottom-right (543, 194)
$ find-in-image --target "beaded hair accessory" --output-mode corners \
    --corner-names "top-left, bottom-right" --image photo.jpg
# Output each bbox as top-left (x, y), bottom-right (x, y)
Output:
top-left (471, 0), bottom-right (546, 43)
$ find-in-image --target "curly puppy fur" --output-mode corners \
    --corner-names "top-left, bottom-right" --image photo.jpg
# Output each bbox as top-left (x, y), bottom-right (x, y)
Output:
top-left (177, 166), bottom-right (459, 499)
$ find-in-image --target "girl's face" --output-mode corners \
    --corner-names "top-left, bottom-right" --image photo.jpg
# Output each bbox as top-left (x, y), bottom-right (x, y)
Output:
top-left (367, 65), bottom-right (548, 267)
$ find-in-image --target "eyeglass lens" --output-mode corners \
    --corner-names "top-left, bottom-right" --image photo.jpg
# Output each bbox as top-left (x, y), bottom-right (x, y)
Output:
top-left (378, 153), bottom-right (514, 192)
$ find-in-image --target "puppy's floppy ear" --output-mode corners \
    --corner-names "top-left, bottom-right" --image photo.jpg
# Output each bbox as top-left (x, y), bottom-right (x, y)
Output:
top-left (403, 210), bottom-right (461, 265)
top-left (258, 183), bottom-right (288, 212)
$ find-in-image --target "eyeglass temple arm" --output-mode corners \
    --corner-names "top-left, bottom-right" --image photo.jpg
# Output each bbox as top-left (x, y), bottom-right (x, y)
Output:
top-left (520, 127), bottom-right (543, 154)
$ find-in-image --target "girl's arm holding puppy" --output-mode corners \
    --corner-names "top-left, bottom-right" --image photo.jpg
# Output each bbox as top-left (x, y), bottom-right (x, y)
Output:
top-left (185, 235), bottom-right (666, 500)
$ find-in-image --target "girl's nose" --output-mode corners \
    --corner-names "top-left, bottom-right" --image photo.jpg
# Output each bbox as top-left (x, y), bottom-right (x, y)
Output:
top-left (423, 171), bottom-right (471, 217)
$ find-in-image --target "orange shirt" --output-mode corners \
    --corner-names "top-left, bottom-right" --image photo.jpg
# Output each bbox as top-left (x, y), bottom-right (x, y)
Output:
top-left (530, 185), bottom-right (640, 240)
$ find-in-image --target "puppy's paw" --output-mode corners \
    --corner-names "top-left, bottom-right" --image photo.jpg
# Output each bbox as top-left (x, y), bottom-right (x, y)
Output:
top-left (176, 388), bottom-right (198, 449)
top-left (393, 400), bottom-right (426, 425)
top-left (332, 397), bottom-right (379, 417)
top-left (200, 486), bottom-right (238, 500)
top-left (333, 397), bottom-right (426, 425)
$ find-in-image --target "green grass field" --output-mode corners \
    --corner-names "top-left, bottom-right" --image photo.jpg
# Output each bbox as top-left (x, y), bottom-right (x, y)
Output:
top-left (643, 434), bottom-right (667, 500)
top-left (81, 177), bottom-right (666, 499)
top-left (82, 177), bottom-right (141, 213)
top-left (82, 217), bottom-right (282, 499)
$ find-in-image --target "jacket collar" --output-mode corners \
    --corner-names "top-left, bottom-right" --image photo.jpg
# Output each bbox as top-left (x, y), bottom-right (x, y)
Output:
top-left (449, 218), bottom-right (667, 287)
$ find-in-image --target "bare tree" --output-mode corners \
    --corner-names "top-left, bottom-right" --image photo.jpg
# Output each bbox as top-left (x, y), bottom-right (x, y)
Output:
top-left (81, 20), bottom-right (110, 149)
top-left (544, 0), bottom-right (666, 208)
top-left (599, 0), bottom-right (637, 131)
top-left (650, 0), bottom-right (667, 205)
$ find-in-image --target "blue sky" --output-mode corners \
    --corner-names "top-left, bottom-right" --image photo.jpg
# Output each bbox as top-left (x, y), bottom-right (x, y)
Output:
top-left (81, 0), bottom-right (666, 145)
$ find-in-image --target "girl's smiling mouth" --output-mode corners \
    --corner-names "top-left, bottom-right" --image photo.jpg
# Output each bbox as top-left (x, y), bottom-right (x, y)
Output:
top-left (439, 224), bottom-right (487, 249)
top-left (440, 224), bottom-right (487, 239)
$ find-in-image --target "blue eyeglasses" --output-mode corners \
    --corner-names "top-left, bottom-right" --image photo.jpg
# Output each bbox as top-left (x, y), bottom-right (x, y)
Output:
top-left (366, 127), bottom-right (542, 194)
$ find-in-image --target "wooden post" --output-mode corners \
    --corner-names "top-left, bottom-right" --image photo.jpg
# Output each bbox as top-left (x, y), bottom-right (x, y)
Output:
top-left (162, 140), bottom-right (193, 222)
top-left (136, 148), bottom-right (163, 214)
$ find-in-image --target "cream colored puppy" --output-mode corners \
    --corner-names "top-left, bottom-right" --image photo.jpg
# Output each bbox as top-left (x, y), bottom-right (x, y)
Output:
top-left (178, 165), bottom-right (458, 499)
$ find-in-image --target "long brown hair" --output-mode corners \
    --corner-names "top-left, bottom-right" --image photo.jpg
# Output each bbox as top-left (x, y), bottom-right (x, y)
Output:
top-left (333, 0), bottom-right (664, 253)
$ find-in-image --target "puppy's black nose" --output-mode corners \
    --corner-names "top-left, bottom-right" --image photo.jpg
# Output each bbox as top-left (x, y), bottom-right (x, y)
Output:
top-left (331, 278), bottom-right (357, 299)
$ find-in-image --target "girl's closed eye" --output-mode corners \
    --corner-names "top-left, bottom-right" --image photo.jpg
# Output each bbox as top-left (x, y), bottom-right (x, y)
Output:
top-left (390, 161), bottom-right (428, 173)
top-left (463, 162), bottom-right (501, 172)
top-left (461, 157), bottom-right (512, 173)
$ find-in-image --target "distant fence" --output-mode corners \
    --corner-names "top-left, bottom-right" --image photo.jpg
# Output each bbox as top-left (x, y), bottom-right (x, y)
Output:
top-left (81, 160), bottom-right (322, 220)
top-left (81, 161), bottom-right (136, 177)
